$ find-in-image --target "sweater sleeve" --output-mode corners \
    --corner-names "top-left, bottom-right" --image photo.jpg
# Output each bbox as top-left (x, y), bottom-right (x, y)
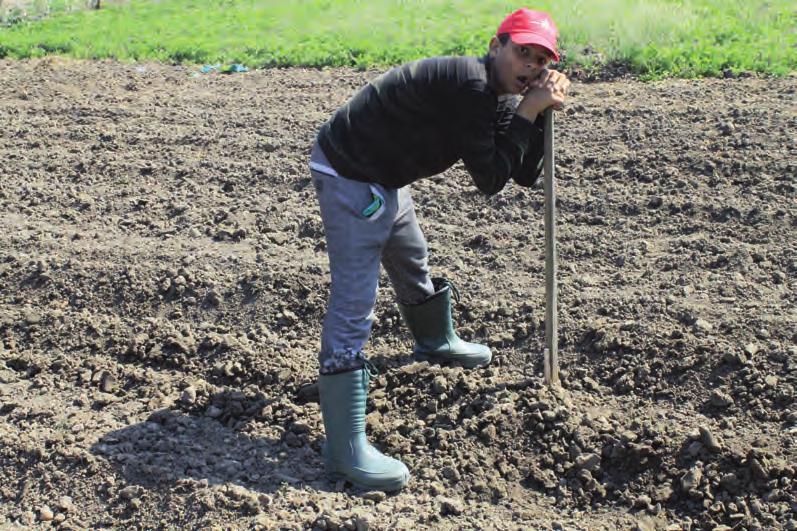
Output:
top-left (511, 113), bottom-right (545, 187)
top-left (456, 81), bottom-right (539, 196)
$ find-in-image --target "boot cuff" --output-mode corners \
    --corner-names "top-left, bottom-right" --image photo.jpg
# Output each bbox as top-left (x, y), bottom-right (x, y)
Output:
top-left (431, 277), bottom-right (460, 303)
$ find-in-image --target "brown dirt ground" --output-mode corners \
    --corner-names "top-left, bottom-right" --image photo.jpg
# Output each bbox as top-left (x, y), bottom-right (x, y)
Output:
top-left (0, 58), bottom-right (795, 530)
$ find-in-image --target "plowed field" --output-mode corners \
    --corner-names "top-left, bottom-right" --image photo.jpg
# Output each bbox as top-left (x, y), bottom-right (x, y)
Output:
top-left (0, 58), bottom-right (795, 530)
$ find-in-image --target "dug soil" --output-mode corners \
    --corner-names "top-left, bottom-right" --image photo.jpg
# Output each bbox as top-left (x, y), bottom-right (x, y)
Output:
top-left (0, 58), bottom-right (795, 530)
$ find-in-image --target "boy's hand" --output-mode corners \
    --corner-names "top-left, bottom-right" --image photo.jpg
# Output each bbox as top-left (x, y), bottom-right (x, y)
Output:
top-left (516, 69), bottom-right (571, 122)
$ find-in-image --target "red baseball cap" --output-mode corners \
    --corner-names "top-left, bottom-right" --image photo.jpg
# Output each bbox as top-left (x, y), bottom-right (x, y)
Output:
top-left (496, 8), bottom-right (560, 61)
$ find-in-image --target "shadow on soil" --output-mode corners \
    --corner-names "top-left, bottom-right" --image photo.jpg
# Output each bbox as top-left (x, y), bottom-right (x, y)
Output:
top-left (89, 408), bottom-right (335, 496)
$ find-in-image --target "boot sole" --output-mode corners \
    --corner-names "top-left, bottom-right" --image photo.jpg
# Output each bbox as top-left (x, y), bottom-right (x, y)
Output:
top-left (327, 470), bottom-right (410, 492)
top-left (414, 352), bottom-right (492, 369)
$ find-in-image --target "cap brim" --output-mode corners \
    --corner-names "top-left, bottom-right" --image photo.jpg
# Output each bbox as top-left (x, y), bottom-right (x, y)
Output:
top-left (510, 33), bottom-right (559, 62)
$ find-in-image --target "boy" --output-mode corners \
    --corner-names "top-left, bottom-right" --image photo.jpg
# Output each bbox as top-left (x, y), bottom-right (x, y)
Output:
top-left (309, 8), bottom-right (570, 491)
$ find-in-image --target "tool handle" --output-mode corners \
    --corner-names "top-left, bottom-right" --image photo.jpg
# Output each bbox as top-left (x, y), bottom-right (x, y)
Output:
top-left (543, 107), bottom-right (559, 386)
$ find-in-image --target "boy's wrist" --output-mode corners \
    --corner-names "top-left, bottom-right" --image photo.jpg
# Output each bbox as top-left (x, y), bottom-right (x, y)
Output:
top-left (517, 94), bottom-right (548, 120)
top-left (516, 104), bottom-right (545, 123)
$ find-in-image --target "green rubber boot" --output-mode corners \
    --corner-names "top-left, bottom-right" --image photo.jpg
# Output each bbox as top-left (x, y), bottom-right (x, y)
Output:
top-left (318, 367), bottom-right (410, 491)
top-left (397, 278), bottom-right (492, 369)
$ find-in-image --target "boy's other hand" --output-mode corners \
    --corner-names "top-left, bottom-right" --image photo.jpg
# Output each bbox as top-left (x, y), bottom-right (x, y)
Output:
top-left (516, 69), bottom-right (570, 122)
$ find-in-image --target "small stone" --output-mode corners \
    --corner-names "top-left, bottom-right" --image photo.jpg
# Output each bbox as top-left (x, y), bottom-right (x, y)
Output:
top-left (719, 122), bottom-right (736, 135)
top-left (700, 427), bottom-right (721, 452)
top-left (583, 376), bottom-right (601, 391)
top-left (268, 232), bottom-right (289, 245)
top-left (710, 390), bottom-right (733, 408)
top-left (681, 467), bottom-right (702, 491)
top-left (206, 290), bottom-right (222, 307)
top-left (528, 466), bottom-right (557, 489)
top-left (647, 196), bottom-right (663, 209)
top-left (38, 505), bottom-right (54, 521)
top-left (744, 343), bottom-right (760, 357)
top-left (634, 494), bottom-right (652, 509)
top-left (575, 453), bottom-right (601, 472)
top-left (180, 386), bottom-right (197, 404)
top-left (289, 421), bottom-right (311, 435)
top-left (99, 371), bottom-right (117, 393)
top-left (764, 375), bottom-right (778, 387)
top-left (439, 497), bottom-right (464, 516)
top-left (749, 498), bottom-right (764, 514)
top-left (480, 424), bottom-right (497, 441)
top-left (119, 486), bottom-right (140, 500)
top-left (23, 310), bottom-right (41, 325)
top-left (685, 440), bottom-right (704, 457)
top-left (429, 481), bottom-right (445, 496)
top-left (362, 490), bottom-right (386, 503)
top-left (399, 362), bottom-right (427, 375)
top-left (226, 484), bottom-right (253, 501)
top-left (431, 376), bottom-right (448, 395)
top-left (56, 496), bottom-right (74, 512)
top-left (441, 466), bottom-right (461, 482)
top-left (205, 405), bottom-right (223, 418)
top-left (693, 318), bottom-right (712, 332)
top-left (652, 485), bottom-right (673, 502)
top-left (749, 458), bottom-right (769, 481)
top-left (723, 351), bottom-right (746, 365)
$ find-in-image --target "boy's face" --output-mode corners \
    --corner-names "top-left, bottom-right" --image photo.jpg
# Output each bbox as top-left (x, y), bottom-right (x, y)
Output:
top-left (488, 37), bottom-right (552, 95)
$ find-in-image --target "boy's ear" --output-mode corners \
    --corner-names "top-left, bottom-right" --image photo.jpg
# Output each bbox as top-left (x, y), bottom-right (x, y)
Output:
top-left (488, 36), bottom-right (500, 58)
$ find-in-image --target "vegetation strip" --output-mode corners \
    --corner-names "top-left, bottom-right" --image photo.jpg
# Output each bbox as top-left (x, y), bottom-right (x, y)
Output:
top-left (1, 0), bottom-right (795, 78)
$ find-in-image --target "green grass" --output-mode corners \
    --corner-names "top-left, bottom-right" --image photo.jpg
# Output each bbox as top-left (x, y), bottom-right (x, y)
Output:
top-left (1, 0), bottom-right (795, 79)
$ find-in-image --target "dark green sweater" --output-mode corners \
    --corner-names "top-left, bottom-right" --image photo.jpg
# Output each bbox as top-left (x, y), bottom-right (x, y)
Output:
top-left (317, 55), bottom-right (544, 195)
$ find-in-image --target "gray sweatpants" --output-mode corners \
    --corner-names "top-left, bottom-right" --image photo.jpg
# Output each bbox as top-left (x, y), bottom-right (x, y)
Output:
top-left (309, 142), bottom-right (435, 374)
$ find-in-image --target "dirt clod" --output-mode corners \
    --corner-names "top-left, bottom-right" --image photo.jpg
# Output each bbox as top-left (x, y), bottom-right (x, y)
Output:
top-left (710, 389), bottom-right (733, 408)
top-left (38, 505), bottom-right (54, 522)
top-left (439, 497), bottom-right (465, 516)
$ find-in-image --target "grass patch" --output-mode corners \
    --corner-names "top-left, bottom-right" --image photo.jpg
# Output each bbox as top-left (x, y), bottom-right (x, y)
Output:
top-left (0, 0), bottom-right (98, 26)
top-left (1, 0), bottom-right (795, 78)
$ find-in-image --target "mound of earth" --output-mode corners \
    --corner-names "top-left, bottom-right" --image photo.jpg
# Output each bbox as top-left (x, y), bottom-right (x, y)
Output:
top-left (0, 58), bottom-right (794, 530)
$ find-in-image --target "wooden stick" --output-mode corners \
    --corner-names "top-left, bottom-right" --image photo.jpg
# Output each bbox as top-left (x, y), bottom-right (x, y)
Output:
top-left (543, 107), bottom-right (559, 386)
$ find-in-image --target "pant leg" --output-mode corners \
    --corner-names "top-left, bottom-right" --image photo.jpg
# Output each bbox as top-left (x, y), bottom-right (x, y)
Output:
top-left (310, 143), bottom-right (398, 374)
top-left (381, 187), bottom-right (435, 305)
